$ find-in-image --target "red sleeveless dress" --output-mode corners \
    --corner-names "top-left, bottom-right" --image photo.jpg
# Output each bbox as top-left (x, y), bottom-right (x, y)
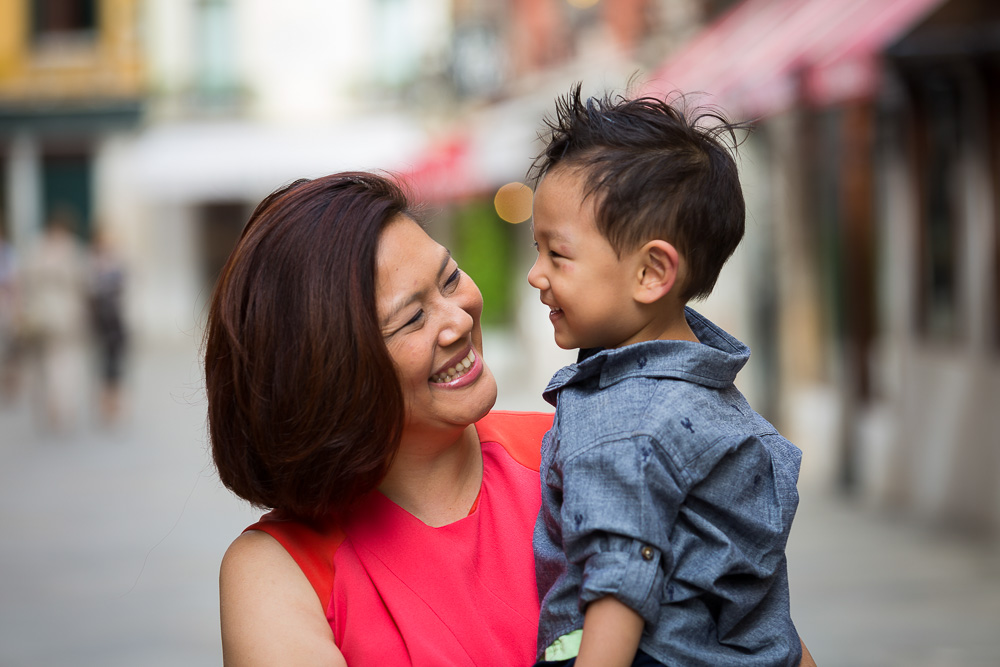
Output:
top-left (246, 410), bottom-right (553, 666)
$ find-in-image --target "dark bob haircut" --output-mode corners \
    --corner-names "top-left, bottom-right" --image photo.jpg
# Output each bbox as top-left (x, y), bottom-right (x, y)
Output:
top-left (532, 83), bottom-right (750, 302)
top-left (204, 172), bottom-right (413, 520)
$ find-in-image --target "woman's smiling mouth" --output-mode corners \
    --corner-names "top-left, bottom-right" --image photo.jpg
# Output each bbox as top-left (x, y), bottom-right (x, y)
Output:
top-left (429, 348), bottom-right (479, 385)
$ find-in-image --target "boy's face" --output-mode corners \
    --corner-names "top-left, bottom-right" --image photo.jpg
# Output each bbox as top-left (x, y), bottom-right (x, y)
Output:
top-left (528, 166), bottom-right (646, 351)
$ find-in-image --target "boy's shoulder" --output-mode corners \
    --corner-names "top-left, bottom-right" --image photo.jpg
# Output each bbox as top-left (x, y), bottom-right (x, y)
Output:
top-left (552, 355), bottom-right (720, 444)
top-left (550, 338), bottom-right (792, 468)
top-left (549, 335), bottom-right (739, 405)
top-left (547, 310), bottom-right (749, 394)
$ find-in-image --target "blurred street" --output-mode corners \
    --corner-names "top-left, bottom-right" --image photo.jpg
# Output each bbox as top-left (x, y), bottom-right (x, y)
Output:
top-left (0, 336), bottom-right (997, 667)
top-left (0, 335), bottom-right (259, 667)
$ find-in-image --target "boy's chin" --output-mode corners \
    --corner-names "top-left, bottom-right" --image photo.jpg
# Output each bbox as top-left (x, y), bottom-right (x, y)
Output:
top-left (552, 332), bottom-right (579, 351)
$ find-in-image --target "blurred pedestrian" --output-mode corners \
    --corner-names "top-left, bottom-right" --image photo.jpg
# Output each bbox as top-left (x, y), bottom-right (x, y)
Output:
top-left (19, 213), bottom-right (89, 433)
top-left (88, 228), bottom-right (128, 425)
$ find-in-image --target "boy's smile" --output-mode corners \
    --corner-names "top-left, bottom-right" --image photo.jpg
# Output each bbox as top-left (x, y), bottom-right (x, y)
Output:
top-left (527, 166), bottom-right (648, 351)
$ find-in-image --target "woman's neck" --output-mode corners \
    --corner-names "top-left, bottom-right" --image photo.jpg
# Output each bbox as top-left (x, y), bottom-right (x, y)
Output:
top-left (378, 423), bottom-right (483, 528)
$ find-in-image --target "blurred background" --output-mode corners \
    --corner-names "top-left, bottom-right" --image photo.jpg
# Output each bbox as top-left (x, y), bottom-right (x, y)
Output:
top-left (0, 0), bottom-right (998, 665)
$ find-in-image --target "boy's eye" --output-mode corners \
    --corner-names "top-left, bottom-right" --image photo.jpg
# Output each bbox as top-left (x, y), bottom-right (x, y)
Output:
top-left (549, 250), bottom-right (563, 259)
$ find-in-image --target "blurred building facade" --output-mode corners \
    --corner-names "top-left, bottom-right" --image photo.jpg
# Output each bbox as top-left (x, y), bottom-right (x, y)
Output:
top-left (647, 0), bottom-right (1000, 536)
top-left (0, 0), bottom-right (142, 246)
top-left (107, 0), bottom-right (450, 333)
top-left (1, 0), bottom-right (996, 536)
top-left (876, 0), bottom-right (1000, 535)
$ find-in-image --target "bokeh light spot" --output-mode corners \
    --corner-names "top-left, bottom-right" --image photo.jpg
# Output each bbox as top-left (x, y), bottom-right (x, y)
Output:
top-left (494, 182), bottom-right (533, 224)
top-left (566, 0), bottom-right (601, 8)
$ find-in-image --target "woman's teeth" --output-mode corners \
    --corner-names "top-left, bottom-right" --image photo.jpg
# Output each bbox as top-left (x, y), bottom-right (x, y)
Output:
top-left (430, 350), bottom-right (475, 384)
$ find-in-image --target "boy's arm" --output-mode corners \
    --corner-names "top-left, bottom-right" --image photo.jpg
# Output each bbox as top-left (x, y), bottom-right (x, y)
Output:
top-left (574, 602), bottom-right (818, 667)
top-left (799, 638), bottom-right (817, 666)
top-left (574, 596), bottom-right (644, 667)
top-left (576, 606), bottom-right (817, 667)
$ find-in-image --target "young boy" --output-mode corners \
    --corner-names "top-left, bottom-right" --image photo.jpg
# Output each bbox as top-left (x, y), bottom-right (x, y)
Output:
top-left (528, 85), bottom-right (803, 667)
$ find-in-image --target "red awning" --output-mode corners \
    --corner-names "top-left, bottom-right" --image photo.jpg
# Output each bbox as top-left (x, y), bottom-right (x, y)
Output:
top-left (399, 135), bottom-right (487, 204)
top-left (645, 0), bottom-right (945, 118)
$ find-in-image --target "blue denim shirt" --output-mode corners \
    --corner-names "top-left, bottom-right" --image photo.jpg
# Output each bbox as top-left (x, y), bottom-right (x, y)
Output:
top-left (534, 308), bottom-right (802, 666)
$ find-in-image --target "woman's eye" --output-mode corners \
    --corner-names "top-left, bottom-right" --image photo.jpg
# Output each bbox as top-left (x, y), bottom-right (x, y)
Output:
top-left (384, 309), bottom-right (424, 338)
top-left (402, 310), bottom-right (424, 328)
top-left (549, 250), bottom-right (563, 259)
top-left (443, 268), bottom-right (461, 291)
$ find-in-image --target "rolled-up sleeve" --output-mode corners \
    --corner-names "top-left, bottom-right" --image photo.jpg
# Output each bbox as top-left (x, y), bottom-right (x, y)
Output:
top-left (558, 435), bottom-right (684, 626)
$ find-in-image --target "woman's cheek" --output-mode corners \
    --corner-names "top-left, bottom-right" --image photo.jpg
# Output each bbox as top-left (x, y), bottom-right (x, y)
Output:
top-left (463, 282), bottom-right (485, 319)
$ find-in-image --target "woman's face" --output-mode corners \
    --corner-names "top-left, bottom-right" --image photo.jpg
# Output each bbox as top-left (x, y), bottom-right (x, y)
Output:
top-left (376, 216), bottom-right (497, 436)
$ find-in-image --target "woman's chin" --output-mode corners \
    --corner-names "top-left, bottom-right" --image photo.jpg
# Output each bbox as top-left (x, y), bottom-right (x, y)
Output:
top-left (461, 361), bottom-right (498, 426)
top-left (467, 363), bottom-right (498, 421)
top-left (480, 367), bottom-right (499, 411)
top-left (406, 362), bottom-right (498, 433)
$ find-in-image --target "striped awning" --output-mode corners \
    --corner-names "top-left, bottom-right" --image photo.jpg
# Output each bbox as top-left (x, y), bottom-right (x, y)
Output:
top-left (645, 0), bottom-right (946, 118)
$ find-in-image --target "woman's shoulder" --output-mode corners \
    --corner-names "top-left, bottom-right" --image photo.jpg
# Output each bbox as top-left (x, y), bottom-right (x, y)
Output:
top-left (220, 530), bottom-right (345, 666)
top-left (221, 528), bottom-right (306, 584)
top-left (243, 511), bottom-right (346, 611)
top-left (477, 410), bottom-right (554, 471)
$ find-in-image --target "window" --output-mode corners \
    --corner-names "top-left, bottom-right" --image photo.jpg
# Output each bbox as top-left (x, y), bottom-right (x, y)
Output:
top-left (198, 201), bottom-right (247, 291)
top-left (0, 161), bottom-right (7, 240)
top-left (31, 0), bottom-right (98, 44)
top-left (989, 64), bottom-right (1000, 352)
top-left (42, 150), bottom-right (93, 241)
top-left (194, 0), bottom-right (239, 106)
top-left (912, 68), bottom-right (962, 342)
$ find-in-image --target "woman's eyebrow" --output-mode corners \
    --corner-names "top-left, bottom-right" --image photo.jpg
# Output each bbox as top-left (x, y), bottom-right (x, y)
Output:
top-left (380, 248), bottom-right (453, 328)
top-left (437, 248), bottom-right (453, 278)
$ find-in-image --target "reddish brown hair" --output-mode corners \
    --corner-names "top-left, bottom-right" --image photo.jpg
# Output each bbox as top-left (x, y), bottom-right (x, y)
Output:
top-left (205, 172), bottom-right (413, 520)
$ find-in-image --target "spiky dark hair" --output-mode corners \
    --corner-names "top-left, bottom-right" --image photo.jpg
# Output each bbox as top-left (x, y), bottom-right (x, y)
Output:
top-left (532, 83), bottom-right (750, 301)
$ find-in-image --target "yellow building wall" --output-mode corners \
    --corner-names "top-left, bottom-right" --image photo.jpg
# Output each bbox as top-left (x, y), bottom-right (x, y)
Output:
top-left (0, 0), bottom-right (142, 102)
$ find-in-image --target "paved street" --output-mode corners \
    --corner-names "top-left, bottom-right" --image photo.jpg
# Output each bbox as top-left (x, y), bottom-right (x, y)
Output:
top-left (1, 335), bottom-right (998, 666)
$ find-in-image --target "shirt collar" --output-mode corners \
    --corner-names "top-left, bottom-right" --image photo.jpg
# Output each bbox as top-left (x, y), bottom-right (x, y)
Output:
top-left (542, 308), bottom-right (750, 406)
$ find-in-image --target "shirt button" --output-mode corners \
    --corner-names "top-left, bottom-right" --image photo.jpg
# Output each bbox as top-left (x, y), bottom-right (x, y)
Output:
top-left (641, 545), bottom-right (655, 561)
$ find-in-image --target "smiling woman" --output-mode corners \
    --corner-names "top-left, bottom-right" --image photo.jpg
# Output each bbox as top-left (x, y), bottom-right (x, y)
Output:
top-left (204, 172), bottom-right (552, 666)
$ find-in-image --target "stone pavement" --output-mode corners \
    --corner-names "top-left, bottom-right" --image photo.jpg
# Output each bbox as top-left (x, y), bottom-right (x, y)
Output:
top-left (0, 336), bottom-right (998, 666)
top-left (786, 485), bottom-right (1000, 666)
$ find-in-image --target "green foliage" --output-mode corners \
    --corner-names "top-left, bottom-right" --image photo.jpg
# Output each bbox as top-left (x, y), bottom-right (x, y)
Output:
top-left (452, 199), bottom-right (513, 327)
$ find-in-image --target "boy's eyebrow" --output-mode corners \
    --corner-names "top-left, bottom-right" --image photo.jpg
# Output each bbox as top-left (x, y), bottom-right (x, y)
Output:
top-left (535, 228), bottom-right (572, 245)
top-left (380, 248), bottom-right (452, 328)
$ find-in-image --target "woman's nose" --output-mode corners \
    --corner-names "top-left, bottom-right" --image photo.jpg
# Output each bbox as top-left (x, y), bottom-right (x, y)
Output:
top-left (439, 299), bottom-right (474, 346)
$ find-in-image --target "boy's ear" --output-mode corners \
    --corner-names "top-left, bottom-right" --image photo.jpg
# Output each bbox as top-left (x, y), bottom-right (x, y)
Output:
top-left (633, 240), bottom-right (681, 304)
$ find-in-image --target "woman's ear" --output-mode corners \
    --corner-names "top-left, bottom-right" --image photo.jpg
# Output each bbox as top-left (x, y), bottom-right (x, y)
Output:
top-left (633, 240), bottom-right (681, 305)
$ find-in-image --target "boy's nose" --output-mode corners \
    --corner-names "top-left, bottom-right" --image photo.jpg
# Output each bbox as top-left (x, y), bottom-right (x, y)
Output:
top-left (527, 258), bottom-right (547, 290)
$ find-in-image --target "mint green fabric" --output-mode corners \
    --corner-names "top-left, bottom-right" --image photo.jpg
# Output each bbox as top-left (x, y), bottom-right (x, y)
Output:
top-left (544, 629), bottom-right (583, 661)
